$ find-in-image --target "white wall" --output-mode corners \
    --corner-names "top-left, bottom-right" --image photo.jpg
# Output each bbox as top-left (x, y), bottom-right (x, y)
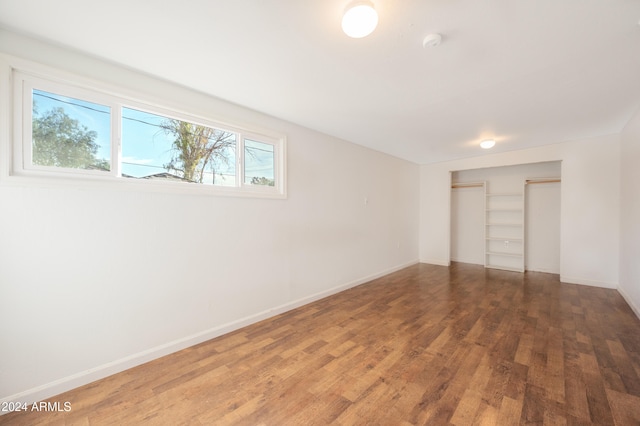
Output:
top-left (450, 186), bottom-right (485, 264)
top-left (526, 181), bottom-right (561, 273)
top-left (0, 31), bottom-right (420, 404)
top-left (420, 135), bottom-right (620, 288)
top-left (620, 107), bottom-right (640, 317)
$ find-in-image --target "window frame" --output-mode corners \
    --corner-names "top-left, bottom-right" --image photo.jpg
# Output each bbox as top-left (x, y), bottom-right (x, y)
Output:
top-left (8, 62), bottom-right (287, 198)
top-left (241, 134), bottom-right (281, 190)
top-left (20, 74), bottom-right (120, 178)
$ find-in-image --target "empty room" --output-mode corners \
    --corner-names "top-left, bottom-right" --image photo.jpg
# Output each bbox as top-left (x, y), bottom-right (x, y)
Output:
top-left (1, 1), bottom-right (640, 424)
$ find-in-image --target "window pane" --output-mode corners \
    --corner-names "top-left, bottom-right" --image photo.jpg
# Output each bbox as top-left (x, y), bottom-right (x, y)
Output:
top-left (244, 139), bottom-right (275, 186)
top-left (122, 107), bottom-right (236, 186)
top-left (32, 89), bottom-right (111, 171)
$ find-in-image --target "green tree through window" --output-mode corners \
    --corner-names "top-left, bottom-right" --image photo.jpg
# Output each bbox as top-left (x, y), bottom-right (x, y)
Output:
top-left (32, 99), bottom-right (109, 171)
top-left (160, 119), bottom-right (235, 184)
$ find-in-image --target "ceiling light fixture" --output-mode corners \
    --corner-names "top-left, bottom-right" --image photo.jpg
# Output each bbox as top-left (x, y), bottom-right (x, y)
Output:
top-left (480, 139), bottom-right (496, 149)
top-left (342, 1), bottom-right (378, 38)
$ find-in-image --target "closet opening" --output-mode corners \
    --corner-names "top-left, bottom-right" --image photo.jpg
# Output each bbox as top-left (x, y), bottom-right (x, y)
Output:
top-left (450, 161), bottom-right (561, 273)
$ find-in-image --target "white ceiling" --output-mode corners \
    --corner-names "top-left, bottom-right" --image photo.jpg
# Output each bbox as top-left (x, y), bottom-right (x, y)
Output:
top-left (1, 0), bottom-right (639, 164)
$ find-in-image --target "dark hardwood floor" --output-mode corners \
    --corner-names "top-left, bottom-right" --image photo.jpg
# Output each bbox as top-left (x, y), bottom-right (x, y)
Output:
top-left (2, 262), bottom-right (640, 425)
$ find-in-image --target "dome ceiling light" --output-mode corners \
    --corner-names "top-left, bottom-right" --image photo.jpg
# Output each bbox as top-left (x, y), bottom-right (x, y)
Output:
top-left (342, 1), bottom-right (378, 38)
top-left (480, 139), bottom-right (496, 149)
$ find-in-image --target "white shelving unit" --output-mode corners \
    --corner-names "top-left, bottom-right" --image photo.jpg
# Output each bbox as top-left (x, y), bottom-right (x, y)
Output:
top-left (484, 191), bottom-right (525, 272)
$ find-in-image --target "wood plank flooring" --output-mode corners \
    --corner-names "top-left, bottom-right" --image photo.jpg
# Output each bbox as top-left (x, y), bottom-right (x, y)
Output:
top-left (2, 262), bottom-right (640, 425)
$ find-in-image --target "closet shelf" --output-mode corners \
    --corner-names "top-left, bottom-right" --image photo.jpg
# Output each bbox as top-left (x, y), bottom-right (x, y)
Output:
top-left (486, 251), bottom-right (523, 258)
top-left (484, 190), bottom-right (524, 272)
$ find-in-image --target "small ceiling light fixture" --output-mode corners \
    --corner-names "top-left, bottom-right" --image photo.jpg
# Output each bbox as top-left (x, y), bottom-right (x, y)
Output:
top-left (342, 1), bottom-right (379, 38)
top-left (480, 139), bottom-right (496, 149)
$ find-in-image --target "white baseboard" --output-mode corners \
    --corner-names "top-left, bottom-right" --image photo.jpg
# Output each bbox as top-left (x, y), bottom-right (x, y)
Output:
top-left (420, 258), bottom-right (450, 266)
top-left (450, 258), bottom-right (483, 266)
top-left (617, 286), bottom-right (640, 321)
top-left (526, 266), bottom-right (560, 274)
top-left (560, 275), bottom-right (617, 289)
top-left (0, 260), bottom-right (419, 410)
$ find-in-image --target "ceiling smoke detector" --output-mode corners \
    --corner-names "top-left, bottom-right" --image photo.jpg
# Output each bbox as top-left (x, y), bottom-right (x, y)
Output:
top-left (423, 33), bottom-right (442, 48)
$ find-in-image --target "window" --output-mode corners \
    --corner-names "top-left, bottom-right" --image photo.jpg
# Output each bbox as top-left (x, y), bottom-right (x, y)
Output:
top-left (244, 139), bottom-right (276, 187)
top-left (32, 89), bottom-right (111, 172)
top-left (12, 69), bottom-right (286, 197)
top-left (120, 107), bottom-right (238, 186)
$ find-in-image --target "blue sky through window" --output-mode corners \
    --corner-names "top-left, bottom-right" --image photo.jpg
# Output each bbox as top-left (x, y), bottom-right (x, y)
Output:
top-left (121, 107), bottom-right (174, 178)
top-left (245, 139), bottom-right (275, 185)
top-left (33, 89), bottom-right (111, 165)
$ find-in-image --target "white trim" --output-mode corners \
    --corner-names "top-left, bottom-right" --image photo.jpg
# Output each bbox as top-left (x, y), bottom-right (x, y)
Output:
top-left (241, 135), bottom-right (280, 190)
top-left (421, 258), bottom-right (450, 266)
top-left (450, 258), bottom-right (483, 266)
top-left (0, 260), bottom-right (418, 410)
top-left (0, 55), bottom-right (12, 180)
top-left (526, 266), bottom-right (559, 274)
top-left (617, 286), bottom-right (640, 321)
top-left (0, 171), bottom-right (287, 199)
top-left (559, 275), bottom-right (618, 289)
top-left (19, 76), bottom-right (117, 176)
top-left (445, 171), bottom-right (452, 266)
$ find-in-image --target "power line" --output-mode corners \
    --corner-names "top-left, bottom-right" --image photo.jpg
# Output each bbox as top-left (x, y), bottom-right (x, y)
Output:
top-left (34, 91), bottom-right (109, 115)
top-left (36, 91), bottom-right (276, 154)
top-left (34, 92), bottom-right (249, 147)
